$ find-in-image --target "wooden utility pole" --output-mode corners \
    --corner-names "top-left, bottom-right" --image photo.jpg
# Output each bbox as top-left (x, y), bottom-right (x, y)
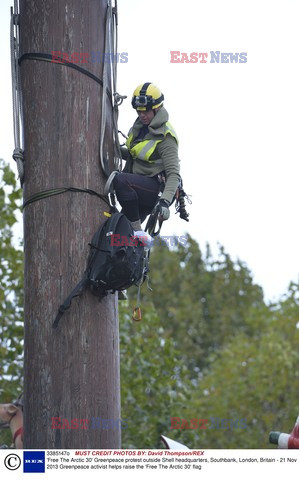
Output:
top-left (20, 0), bottom-right (121, 448)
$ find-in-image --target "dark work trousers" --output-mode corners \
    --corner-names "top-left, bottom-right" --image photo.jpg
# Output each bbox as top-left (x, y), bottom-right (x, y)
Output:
top-left (113, 172), bottom-right (161, 223)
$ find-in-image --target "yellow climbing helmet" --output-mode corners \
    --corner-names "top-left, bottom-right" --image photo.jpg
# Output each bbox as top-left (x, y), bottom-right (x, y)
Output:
top-left (131, 82), bottom-right (164, 111)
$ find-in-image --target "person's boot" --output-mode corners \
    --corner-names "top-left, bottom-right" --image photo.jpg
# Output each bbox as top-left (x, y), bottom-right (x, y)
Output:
top-left (131, 220), bottom-right (154, 249)
top-left (131, 219), bottom-right (142, 231)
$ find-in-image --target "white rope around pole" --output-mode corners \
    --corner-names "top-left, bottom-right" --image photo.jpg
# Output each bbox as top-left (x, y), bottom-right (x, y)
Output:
top-left (111, 0), bottom-right (126, 172)
top-left (99, 0), bottom-right (126, 177)
top-left (10, 0), bottom-right (24, 186)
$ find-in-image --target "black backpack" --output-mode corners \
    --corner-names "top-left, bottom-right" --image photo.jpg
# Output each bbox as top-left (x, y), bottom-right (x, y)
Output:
top-left (53, 212), bottom-right (148, 329)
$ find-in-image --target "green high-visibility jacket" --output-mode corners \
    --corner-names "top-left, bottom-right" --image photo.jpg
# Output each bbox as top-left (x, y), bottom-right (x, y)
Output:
top-left (121, 107), bottom-right (180, 204)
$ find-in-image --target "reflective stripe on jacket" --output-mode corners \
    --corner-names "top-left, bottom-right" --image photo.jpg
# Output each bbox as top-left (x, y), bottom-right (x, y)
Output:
top-left (126, 122), bottom-right (178, 163)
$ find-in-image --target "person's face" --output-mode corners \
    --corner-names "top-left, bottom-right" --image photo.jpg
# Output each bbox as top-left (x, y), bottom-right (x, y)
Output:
top-left (137, 109), bottom-right (155, 125)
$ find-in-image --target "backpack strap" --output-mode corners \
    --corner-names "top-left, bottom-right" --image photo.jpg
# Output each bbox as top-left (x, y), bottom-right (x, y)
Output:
top-left (95, 212), bottom-right (131, 254)
top-left (104, 212), bottom-right (127, 238)
top-left (52, 274), bottom-right (89, 329)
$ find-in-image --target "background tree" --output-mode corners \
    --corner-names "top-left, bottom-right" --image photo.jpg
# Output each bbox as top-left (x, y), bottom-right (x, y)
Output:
top-left (119, 303), bottom-right (191, 448)
top-left (1, 160), bottom-right (299, 450)
top-left (0, 159), bottom-right (23, 446)
top-left (162, 287), bottom-right (299, 449)
top-left (134, 236), bottom-right (265, 375)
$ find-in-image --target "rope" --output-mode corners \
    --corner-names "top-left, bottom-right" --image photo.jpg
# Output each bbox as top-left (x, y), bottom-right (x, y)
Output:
top-left (118, 128), bottom-right (128, 147)
top-left (110, 1), bottom-right (126, 171)
top-left (18, 53), bottom-right (112, 102)
top-left (145, 204), bottom-right (163, 237)
top-left (99, 1), bottom-right (127, 177)
top-left (23, 187), bottom-right (110, 209)
top-left (132, 249), bottom-right (151, 322)
top-left (99, 4), bottom-right (110, 176)
top-left (10, 0), bottom-right (24, 186)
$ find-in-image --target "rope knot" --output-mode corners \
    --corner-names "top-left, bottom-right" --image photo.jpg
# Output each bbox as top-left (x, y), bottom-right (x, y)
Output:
top-left (12, 147), bottom-right (24, 162)
top-left (12, 148), bottom-right (24, 186)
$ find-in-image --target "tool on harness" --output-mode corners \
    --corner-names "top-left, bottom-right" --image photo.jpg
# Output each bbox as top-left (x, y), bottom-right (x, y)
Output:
top-left (145, 179), bottom-right (191, 236)
top-left (104, 170), bottom-right (119, 196)
top-left (145, 203), bottom-right (163, 237)
top-left (175, 182), bottom-right (191, 222)
top-left (104, 169), bottom-right (191, 236)
top-left (132, 306), bottom-right (142, 322)
top-left (53, 212), bottom-right (149, 329)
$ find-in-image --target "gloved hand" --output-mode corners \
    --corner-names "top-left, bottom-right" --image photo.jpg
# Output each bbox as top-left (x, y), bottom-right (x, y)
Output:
top-left (157, 199), bottom-right (170, 221)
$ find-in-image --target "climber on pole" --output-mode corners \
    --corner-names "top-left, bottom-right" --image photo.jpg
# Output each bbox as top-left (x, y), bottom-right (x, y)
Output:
top-left (110, 82), bottom-right (181, 243)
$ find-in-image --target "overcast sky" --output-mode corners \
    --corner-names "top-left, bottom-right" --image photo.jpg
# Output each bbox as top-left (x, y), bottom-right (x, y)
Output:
top-left (1, 0), bottom-right (299, 303)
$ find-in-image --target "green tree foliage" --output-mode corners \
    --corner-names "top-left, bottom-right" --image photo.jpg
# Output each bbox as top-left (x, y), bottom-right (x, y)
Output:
top-left (122, 237), bottom-right (268, 448)
top-left (159, 288), bottom-right (299, 449)
top-left (134, 236), bottom-right (265, 375)
top-left (119, 303), bottom-right (191, 448)
top-left (1, 162), bottom-right (299, 451)
top-left (0, 159), bottom-right (23, 445)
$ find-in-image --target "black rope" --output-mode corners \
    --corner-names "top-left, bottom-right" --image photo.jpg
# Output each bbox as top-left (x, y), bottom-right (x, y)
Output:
top-left (145, 204), bottom-right (162, 237)
top-left (19, 53), bottom-right (113, 103)
top-left (175, 187), bottom-right (190, 222)
top-left (23, 187), bottom-right (110, 209)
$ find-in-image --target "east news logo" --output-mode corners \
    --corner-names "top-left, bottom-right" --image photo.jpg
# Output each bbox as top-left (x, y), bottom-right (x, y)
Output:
top-left (23, 451), bottom-right (45, 473)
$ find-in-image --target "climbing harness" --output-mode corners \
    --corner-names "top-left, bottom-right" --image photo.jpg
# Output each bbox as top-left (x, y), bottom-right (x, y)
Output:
top-left (10, 0), bottom-right (24, 186)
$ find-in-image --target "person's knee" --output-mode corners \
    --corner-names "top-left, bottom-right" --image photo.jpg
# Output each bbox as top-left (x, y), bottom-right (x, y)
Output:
top-left (113, 173), bottom-right (138, 204)
top-left (112, 172), bottom-right (122, 191)
top-left (113, 172), bottom-right (130, 192)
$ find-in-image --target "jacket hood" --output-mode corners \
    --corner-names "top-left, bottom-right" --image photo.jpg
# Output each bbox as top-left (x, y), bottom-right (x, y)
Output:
top-left (133, 107), bottom-right (169, 137)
